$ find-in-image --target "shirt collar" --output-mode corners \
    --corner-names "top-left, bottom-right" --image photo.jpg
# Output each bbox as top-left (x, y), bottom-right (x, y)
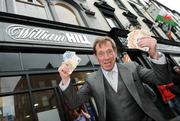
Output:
top-left (101, 63), bottom-right (118, 75)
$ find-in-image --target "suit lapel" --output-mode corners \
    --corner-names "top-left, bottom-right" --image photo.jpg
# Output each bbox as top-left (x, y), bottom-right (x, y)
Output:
top-left (117, 64), bottom-right (143, 109)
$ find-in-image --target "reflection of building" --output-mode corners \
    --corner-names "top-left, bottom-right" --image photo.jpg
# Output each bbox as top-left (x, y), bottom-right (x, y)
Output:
top-left (0, 0), bottom-right (180, 121)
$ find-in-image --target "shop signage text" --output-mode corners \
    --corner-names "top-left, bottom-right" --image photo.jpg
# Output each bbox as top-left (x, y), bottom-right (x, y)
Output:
top-left (6, 25), bottom-right (91, 45)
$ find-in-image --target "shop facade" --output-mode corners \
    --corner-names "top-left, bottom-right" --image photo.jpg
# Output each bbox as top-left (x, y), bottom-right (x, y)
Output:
top-left (0, 12), bottom-right (110, 121)
top-left (0, 0), bottom-right (180, 121)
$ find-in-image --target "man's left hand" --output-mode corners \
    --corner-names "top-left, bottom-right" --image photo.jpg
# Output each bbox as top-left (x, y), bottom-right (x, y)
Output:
top-left (137, 37), bottom-right (160, 60)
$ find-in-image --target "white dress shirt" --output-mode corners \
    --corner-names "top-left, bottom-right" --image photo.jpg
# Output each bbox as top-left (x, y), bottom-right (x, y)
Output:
top-left (101, 64), bottom-right (119, 92)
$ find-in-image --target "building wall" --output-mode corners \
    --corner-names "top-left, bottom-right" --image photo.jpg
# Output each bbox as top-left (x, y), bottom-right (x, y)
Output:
top-left (0, 0), bottom-right (180, 121)
top-left (1, 0), bottom-right (179, 42)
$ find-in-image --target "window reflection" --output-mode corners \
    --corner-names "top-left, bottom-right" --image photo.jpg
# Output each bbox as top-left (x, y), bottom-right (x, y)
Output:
top-left (0, 53), bottom-right (21, 72)
top-left (69, 72), bottom-right (97, 121)
top-left (89, 55), bottom-right (99, 65)
top-left (22, 53), bottom-right (62, 70)
top-left (104, 15), bottom-right (123, 28)
top-left (0, 76), bottom-right (28, 93)
top-left (32, 90), bottom-right (61, 121)
top-left (0, 94), bottom-right (33, 121)
top-left (30, 74), bottom-right (61, 89)
top-left (105, 17), bottom-right (118, 28)
top-left (78, 55), bottom-right (92, 67)
top-left (71, 71), bottom-right (92, 89)
top-left (121, 53), bottom-right (131, 63)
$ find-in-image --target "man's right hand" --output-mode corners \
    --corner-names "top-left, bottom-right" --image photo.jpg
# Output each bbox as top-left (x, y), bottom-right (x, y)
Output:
top-left (58, 63), bottom-right (71, 85)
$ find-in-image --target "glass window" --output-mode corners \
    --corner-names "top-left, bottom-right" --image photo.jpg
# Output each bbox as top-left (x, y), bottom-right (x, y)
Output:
top-left (121, 52), bottom-right (131, 63)
top-left (115, 0), bottom-right (126, 9)
top-left (0, 94), bottom-right (33, 121)
top-left (67, 72), bottom-right (97, 121)
top-left (30, 74), bottom-right (61, 89)
top-left (89, 55), bottom-right (99, 65)
top-left (54, 4), bottom-right (79, 25)
top-left (104, 15), bottom-right (124, 29)
top-left (22, 53), bottom-right (62, 70)
top-left (17, 0), bottom-right (42, 5)
top-left (0, 76), bottom-right (28, 93)
top-left (94, 2), bottom-right (124, 29)
top-left (123, 11), bottom-right (140, 26)
top-left (0, 53), bottom-right (22, 72)
top-left (32, 90), bottom-right (61, 121)
top-left (174, 27), bottom-right (180, 40)
top-left (159, 23), bottom-right (175, 41)
top-left (142, 19), bottom-right (161, 38)
top-left (151, 28), bottom-right (161, 37)
top-left (118, 37), bottom-right (128, 47)
top-left (105, 17), bottom-right (119, 28)
top-left (129, 3), bottom-right (144, 17)
top-left (78, 55), bottom-right (92, 67)
top-left (71, 71), bottom-right (92, 89)
top-left (128, 17), bottom-right (139, 26)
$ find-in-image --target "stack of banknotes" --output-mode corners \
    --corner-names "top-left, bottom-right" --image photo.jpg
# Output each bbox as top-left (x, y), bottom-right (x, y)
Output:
top-left (62, 51), bottom-right (81, 74)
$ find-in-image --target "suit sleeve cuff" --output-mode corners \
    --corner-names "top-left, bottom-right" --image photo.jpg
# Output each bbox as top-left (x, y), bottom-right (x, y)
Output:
top-left (148, 52), bottom-right (166, 64)
top-left (59, 78), bottom-right (71, 91)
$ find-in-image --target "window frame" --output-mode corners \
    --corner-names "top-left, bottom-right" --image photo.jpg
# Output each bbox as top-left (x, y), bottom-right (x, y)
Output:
top-left (94, 1), bottom-right (124, 29)
top-left (115, 0), bottom-right (127, 10)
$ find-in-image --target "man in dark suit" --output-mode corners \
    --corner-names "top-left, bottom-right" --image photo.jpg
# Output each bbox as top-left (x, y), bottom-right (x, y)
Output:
top-left (58, 36), bottom-right (177, 121)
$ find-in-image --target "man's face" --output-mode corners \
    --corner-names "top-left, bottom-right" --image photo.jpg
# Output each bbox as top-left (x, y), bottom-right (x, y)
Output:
top-left (95, 41), bottom-right (117, 71)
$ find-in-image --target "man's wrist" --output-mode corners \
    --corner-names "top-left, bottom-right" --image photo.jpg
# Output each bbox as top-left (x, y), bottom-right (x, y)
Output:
top-left (61, 77), bottom-right (70, 85)
top-left (149, 52), bottom-right (166, 64)
top-left (59, 78), bottom-right (71, 91)
top-left (150, 52), bottom-right (162, 60)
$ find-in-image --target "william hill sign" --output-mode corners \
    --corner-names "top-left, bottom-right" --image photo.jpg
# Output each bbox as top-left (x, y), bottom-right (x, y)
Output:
top-left (3, 24), bottom-right (98, 48)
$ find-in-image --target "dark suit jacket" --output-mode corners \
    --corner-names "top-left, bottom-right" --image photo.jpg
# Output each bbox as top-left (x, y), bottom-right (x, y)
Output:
top-left (62, 61), bottom-right (172, 121)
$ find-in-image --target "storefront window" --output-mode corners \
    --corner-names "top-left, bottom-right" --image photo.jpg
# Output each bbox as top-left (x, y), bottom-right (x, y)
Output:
top-left (54, 3), bottom-right (79, 25)
top-left (78, 55), bottom-right (92, 67)
top-left (0, 94), bottom-right (33, 121)
top-left (0, 75), bottom-right (28, 93)
top-left (69, 72), bottom-right (97, 121)
top-left (89, 55), bottom-right (99, 66)
top-left (30, 74), bottom-right (60, 89)
top-left (71, 71), bottom-right (92, 88)
top-left (0, 53), bottom-right (22, 72)
top-left (22, 53), bottom-right (63, 70)
top-left (32, 90), bottom-right (61, 121)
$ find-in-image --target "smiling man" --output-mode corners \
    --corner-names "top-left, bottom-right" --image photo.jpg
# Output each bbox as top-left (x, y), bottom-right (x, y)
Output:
top-left (58, 36), bottom-right (175, 121)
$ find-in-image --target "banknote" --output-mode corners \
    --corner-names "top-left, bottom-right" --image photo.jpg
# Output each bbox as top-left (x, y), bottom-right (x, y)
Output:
top-left (127, 29), bottom-right (151, 51)
top-left (62, 51), bottom-right (81, 74)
